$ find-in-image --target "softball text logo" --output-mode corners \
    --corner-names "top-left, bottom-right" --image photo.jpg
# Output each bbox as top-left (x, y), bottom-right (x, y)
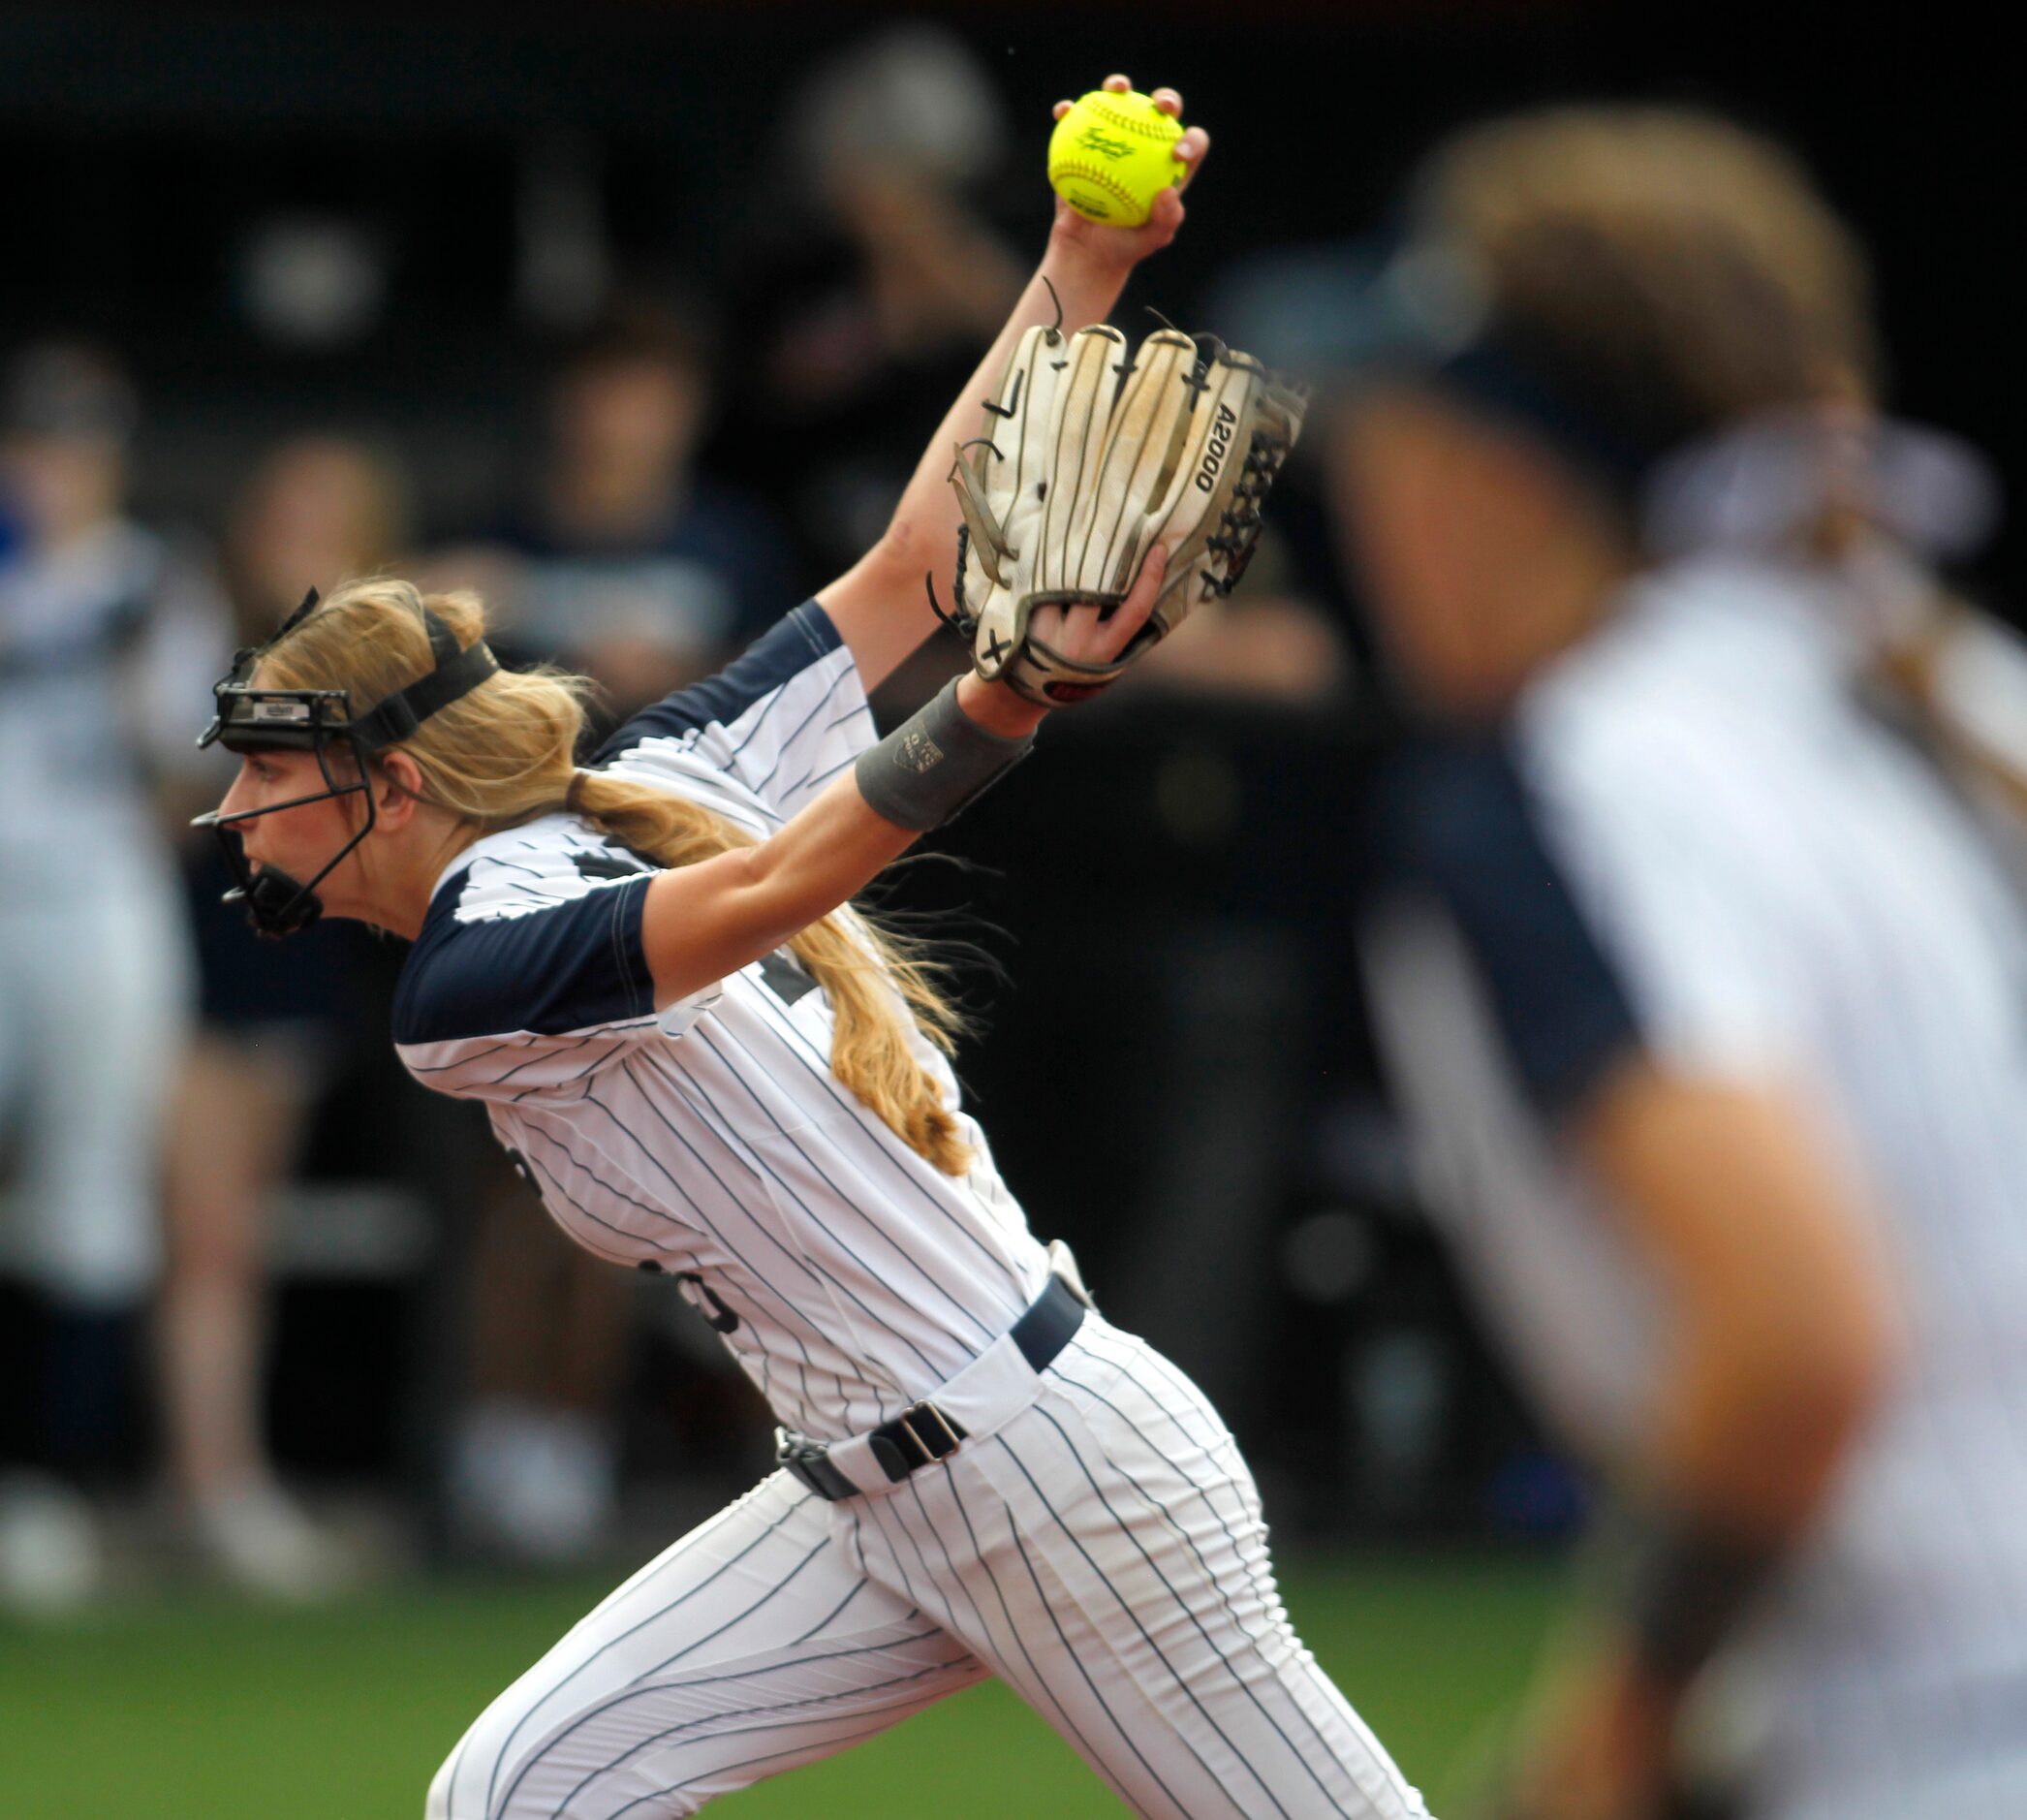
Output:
top-left (1075, 126), bottom-right (1135, 161)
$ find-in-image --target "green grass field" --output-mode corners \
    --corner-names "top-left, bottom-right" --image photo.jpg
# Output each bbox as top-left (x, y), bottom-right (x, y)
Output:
top-left (1, 1553), bottom-right (1564, 1818)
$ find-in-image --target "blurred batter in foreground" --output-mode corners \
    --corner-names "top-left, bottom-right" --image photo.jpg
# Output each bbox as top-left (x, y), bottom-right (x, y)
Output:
top-left (1324, 110), bottom-right (2027, 1820)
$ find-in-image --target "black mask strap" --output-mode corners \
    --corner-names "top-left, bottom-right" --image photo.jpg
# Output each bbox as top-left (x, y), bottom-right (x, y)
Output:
top-left (277, 586), bottom-right (322, 637)
top-left (348, 608), bottom-right (500, 753)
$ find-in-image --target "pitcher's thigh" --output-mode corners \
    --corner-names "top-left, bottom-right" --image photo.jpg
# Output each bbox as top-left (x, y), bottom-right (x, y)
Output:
top-left (861, 1324), bottom-right (1432, 1819)
top-left (428, 1471), bottom-right (984, 1820)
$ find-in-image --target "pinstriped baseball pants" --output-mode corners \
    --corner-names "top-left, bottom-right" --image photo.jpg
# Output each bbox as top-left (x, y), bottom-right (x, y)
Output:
top-left (426, 1316), bottom-right (1431, 1819)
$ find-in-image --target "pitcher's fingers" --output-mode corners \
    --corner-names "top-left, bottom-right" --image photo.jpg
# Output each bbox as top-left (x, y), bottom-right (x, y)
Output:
top-left (1102, 73), bottom-right (1132, 93)
top-left (1053, 99), bottom-right (1072, 120)
top-left (1099, 546), bottom-right (1169, 657)
top-left (1152, 87), bottom-right (1183, 116)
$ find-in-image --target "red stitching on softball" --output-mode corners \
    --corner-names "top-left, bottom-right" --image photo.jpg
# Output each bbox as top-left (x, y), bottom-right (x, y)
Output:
top-left (1082, 98), bottom-right (1185, 143)
top-left (1051, 162), bottom-right (1168, 217)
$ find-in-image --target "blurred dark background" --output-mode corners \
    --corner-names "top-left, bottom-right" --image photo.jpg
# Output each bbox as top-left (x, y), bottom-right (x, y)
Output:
top-left (6, 5), bottom-right (2018, 570)
top-left (1, 0), bottom-right (2012, 1600)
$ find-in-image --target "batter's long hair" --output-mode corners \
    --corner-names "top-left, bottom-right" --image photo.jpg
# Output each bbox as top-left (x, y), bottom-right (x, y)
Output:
top-left (1414, 106), bottom-right (2027, 817)
top-left (259, 578), bottom-right (973, 1175)
top-left (1414, 107), bottom-right (1878, 459)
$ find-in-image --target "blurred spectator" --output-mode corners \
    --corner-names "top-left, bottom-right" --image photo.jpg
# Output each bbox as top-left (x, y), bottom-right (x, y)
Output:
top-left (0, 342), bottom-right (228, 1613)
top-left (430, 308), bottom-right (796, 1564)
top-left (452, 302), bottom-right (795, 725)
top-left (443, 1176), bottom-right (640, 1567)
top-left (157, 435), bottom-right (407, 1597)
top-left (711, 24), bottom-right (1026, 586)
top-left (1318, 109), bottom-right (2027, 1820)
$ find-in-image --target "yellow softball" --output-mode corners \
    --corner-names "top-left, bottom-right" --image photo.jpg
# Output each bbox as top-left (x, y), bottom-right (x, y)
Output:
top-left (1047, 89), bottom-right (1186, 228)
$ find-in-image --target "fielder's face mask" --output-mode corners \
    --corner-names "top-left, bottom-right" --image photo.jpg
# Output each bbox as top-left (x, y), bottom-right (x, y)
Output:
top-left (193, 589), bottom-right (500, 937)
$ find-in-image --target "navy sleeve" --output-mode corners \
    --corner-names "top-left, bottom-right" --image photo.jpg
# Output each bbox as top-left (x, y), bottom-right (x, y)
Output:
top-left (393, 872), bottom-right (655, 1047)
top-left (1370, 736), bottom-right (1642, 1119)
top-left (594, 600), bottom-right (841, 763)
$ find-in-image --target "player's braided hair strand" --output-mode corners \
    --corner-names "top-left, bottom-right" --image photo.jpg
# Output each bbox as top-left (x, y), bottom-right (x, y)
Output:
top-left (255, 577), bottom-right (972, 1176)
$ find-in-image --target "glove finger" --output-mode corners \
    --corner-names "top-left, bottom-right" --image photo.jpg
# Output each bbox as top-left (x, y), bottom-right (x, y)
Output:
top-left (1146, 338), bottom-right (1263, 552)
top-left (1142, 345), bottom-right (1294, 614)
top-left (1037, 325), bottom-right (1127, 595)
top-left (974, 322), bottom-right (1073, 562)
top-left (983, 324), bottom-right (1063, 503)
top-left (1151, 344), bottom-right (1272, 583)
top-left (1076, 329), bottom-right (1200, 597)
top-left (1057, 349), bottom-right (1123, 589)
top-left (1059, 329), bottom-right (1175, 593)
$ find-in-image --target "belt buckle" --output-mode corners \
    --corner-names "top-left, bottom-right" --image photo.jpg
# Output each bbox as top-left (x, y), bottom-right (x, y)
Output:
top-left (898, 1401), bottom-right (964, 1464)
top-left (871, 1400), bottom-right (967, 1482)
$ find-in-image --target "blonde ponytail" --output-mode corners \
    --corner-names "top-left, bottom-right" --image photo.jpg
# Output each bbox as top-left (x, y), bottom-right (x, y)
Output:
top-left (567, 768), bottom-right (973, 1175)
top-left (259, 576), bottom-right (972, 1175)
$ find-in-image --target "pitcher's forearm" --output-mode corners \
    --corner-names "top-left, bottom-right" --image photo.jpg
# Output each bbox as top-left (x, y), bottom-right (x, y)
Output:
top-left (879, 242), bottom-right (1136, 579)
top-left (641, 782), bottom-right (918, 1008)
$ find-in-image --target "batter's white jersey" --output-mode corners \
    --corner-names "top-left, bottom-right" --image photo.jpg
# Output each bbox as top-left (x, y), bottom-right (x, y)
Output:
top-left (406, 603), bottom-right (1428, 1819)
top-left (1359, 554), bottom-right (2027, 1820)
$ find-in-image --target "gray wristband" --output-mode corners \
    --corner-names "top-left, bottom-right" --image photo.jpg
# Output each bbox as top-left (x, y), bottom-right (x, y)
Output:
top-left (1600, 1500), bottom-right (1785, 1688)
top-left (854, 677), bottom-right (1035, 832)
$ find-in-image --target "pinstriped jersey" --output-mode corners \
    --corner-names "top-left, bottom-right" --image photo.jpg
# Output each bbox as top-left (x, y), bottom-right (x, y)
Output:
top-left (392, 603), bottom-right (1052, 1442)
top-left (1360, 556), bottom-right (2027, 1817)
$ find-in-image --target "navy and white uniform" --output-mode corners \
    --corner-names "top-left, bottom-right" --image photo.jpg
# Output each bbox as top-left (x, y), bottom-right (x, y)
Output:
top-left (411, 604), bottom-right (1427, 1819)
top-left (1359, 555), bottom-right (2027, 1820)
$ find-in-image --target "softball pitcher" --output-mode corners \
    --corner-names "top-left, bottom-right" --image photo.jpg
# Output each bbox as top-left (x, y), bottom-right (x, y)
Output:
top-left (197, 78), bottom-right (1428, 1820)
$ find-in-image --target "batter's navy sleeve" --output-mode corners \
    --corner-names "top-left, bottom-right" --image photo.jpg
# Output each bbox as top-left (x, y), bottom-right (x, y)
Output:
top-left (1370, 736), bottom-right (1642, 1121)
top-left (592, 600), bottom-right (876, 824)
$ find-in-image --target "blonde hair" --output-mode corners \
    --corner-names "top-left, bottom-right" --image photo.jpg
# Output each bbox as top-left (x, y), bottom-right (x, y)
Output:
top-left (1416, 107), bottom-right (1877, 456)
top-left (260, 577), bottom-right (972, 1174)
top-left (1416, 108), bottom-right (2027, 824)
